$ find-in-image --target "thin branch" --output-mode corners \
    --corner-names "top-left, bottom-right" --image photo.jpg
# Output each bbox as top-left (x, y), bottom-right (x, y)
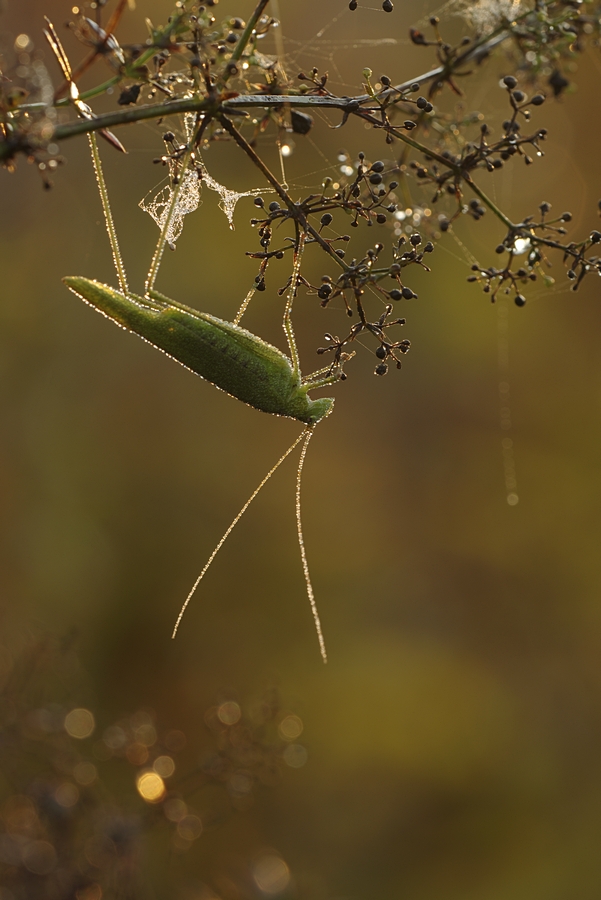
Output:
top-left (217, 114), bottom-right (349, 271)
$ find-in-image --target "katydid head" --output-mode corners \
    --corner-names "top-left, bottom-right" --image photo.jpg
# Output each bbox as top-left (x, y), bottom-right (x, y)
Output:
top-left (303, 396), bottom-right (335, 426)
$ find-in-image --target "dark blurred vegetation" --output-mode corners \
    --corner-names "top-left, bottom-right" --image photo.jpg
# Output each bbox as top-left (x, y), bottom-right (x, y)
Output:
top-left (2, 0), bottom-right (601, 898)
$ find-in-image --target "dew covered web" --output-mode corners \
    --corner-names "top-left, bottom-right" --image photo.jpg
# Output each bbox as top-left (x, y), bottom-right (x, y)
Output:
top-left (140, 114), bottom-right (270, 245)
top-left (139, 164), bottom-right (264, 244)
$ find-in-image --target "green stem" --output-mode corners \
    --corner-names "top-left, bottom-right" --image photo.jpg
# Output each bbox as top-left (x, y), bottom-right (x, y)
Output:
top-left (463, 175), bottom-right (515, 230)
top-left (231, 0), bottom-right (272, 63)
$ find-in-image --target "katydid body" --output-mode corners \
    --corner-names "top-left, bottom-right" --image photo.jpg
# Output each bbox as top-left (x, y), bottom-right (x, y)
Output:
top-left (60, 114), bottom-right (336, 661)
top-left (63, 276), bottom-right (334, 426)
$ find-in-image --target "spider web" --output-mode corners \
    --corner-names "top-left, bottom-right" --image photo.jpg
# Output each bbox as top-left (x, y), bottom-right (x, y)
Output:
top-left (139, 160), bottom-right (266, 246)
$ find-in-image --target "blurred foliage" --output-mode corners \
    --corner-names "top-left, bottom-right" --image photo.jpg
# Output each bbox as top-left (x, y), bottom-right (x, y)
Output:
top-left (0, 637), bottom-right (305, 898)
top-left (1, 1), bottom-right (601, 899)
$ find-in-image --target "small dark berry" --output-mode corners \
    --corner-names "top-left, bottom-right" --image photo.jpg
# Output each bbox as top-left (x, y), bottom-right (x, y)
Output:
top-left (590, 231), bottom-right (601, 243)
top-left (376, 214), bottom-right (387, 224)
top-left (502, 75), bottom-right (517, 89)
top-left (402, 287), bottom-right (415, 300)
top-left (118, 84), bottom-right (141, 106)
top-left (268, 201), bottom-right (280, 212)
top-left (382, 0), bottom-right (393, 10)
top-left (291, 110), bottom-right (314, 134)
top-left (371, 160), bottom-right (385, 173)
top-left (531, 94), bottom-right (545, 106)
top-left (254, 196), bottom-right (264, 207)
top-left (375, 363), bottom-right (388, 376)
top-left (320, 213), bottom-right (333, 226)
top-left (514, 294), bottom-right (526, 307)
top-left (389, 289), bottom-right (402, 300)
top-left (416, 96), bottom-right (428, 109)
top-left (375, 345), bottom-right (387, 359)
top-left (512, 90), bottom-right (525, 103)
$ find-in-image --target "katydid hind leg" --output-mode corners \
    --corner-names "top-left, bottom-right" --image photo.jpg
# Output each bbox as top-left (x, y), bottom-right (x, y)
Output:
top-left (295, 428), bottom-right (328, 664)
top-left (282, 233), bottom-right (306, 380)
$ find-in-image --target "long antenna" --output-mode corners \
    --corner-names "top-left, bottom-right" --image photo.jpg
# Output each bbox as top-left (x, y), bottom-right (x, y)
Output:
top-left (295, 427), bottom-right (327, 664)
top-left (172, 429), bottom-right (307, 640)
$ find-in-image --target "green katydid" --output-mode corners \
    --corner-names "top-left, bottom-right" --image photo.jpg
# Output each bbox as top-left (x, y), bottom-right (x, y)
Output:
top-left (63, 129), bottom-right (343, 663)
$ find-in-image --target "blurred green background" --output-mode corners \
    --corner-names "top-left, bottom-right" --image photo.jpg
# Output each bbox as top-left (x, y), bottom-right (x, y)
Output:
top-left (2, 0), bottom-right (601, 897)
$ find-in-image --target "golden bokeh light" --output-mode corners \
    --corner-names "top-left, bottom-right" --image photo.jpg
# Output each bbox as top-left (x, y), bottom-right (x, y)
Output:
top-left (55, 782), bottom-right (79, 808)
top-left (64, 708), bottom-right (95, 740)
top-left (136, 771), bottom-right (166, 803)
top-left (163, 797), bottom-right (187, 822)
top-left (282, 744), bottom-right (308, 768)
top-left (252, 854), bottom-right (290, 895)
top-left (176, 814), bottom-right (203, 841)
top-left (278, 715), bottom-right (303, 741)
top-left (153, 755), bottom-right (175, 778)
top-left (217, 701), bottom-right (241, 725)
